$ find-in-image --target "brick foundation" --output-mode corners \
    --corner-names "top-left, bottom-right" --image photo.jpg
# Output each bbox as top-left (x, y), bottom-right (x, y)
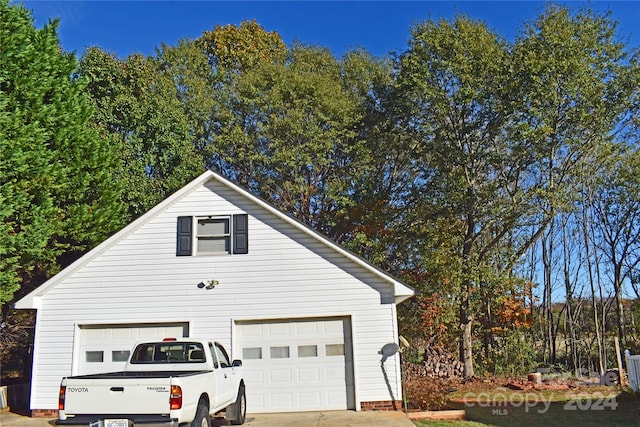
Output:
top-left (31, 409), bottom-right (59, 418)
top-left (360, 400), bottom-right (403, 411)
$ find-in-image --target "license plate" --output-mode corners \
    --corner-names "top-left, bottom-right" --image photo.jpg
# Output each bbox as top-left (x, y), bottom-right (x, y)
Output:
top-left (104, 419), bottom-right (129, 427)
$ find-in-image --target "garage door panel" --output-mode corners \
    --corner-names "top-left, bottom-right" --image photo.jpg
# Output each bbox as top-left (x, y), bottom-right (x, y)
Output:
top-left (237, 317), bottom-right (354, 413)
top-left (326, 366), bottom-right (345, 381)
top-left (299, 368), bottom-right (320, 382)
top-left (269, 323), bottom-right (291, 335)
top-left (299, 392), bottom-right (321, 406)
top-left (296, 322), bottom-right (319, 334)
top-left (242, 324), bottom-right (263, 337)
top-left (271, 393), bottom-right (293, 407)
top-left (270, 370), bottom-right (291, 383)
top-left (83, 329), bottom-right (107, 341)
top-left (328, 392), bottom-right (346, 405)
top-left (324, 320), bottom-right (344, 334)
top-left (111, 328), bottom-right (134, 340)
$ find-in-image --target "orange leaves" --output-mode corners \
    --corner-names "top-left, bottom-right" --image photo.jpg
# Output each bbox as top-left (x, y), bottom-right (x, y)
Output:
top-left (417, 293), bottom-right (450, 336)
top-left (492, 293), bottom-right (533, 331)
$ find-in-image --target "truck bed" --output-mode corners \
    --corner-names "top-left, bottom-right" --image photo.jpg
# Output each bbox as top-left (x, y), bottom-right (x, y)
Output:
top-left (66, 370), bottom-right (211, 380)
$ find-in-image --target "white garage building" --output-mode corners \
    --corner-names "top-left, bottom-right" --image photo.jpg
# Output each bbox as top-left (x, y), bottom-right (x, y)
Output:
top-left (16, 170), bottom-right (414, 417)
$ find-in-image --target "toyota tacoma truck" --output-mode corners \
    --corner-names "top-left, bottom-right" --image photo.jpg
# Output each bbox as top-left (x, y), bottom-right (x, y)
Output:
top-left (57, 338), bottom-right (245, 427)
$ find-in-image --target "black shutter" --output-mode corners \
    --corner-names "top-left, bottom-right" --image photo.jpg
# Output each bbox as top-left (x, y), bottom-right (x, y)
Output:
top-left (176, 216), bottom-right (193, 256)
top-left (232, 214), bottom-right (248, 254)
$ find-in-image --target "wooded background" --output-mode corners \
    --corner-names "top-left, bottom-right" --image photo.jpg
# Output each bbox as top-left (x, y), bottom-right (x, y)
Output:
top-left (2, 0), bottom-right (639, 379)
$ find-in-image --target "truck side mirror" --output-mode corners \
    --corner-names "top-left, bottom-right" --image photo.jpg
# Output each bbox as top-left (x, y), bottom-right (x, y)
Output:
top-left (232, 359), bottom-right (242, 367)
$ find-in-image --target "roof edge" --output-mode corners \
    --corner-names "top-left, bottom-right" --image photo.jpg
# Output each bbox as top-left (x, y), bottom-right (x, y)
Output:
top-left (15, 170), bottom-right (215, 309)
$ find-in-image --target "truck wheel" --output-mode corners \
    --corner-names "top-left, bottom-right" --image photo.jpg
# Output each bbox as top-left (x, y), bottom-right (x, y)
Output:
top-left (229, 385), bottom-right (246, 425)
top-left (191, 401), bottom-right (210, 427)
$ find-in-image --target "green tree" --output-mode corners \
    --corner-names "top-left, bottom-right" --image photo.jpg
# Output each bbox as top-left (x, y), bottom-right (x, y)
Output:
top-left (193, 21), bottom-right (288, 185)
top-left (80, 47), bottom-right (205, 218)
top-left (196, 22), bottom-right (400, 243)
top-left (0, 0), bottom-right (125, 307)
top-left (336, 49), bottom-right (420, 267)
top-left (231, 44), bottom-right (370, 233)
top-left (395, 15), bottom-right (547, 377)
top-left (394, 4), bottom-right (639, 378)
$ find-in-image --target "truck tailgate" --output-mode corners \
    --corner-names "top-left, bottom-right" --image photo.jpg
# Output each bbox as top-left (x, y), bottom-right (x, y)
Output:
top-left (63, 377), bottom-right (172, 415)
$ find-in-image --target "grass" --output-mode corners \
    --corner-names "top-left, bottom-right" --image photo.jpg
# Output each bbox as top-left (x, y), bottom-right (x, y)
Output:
top-left (411, 387), bottom-right (640, 427)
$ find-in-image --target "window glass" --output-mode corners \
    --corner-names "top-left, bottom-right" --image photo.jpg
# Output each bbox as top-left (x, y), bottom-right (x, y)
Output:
top-left (130, 342), bottom-right (205, 364)
top-left (86, 351), bottom-right (104, 362)
top-left (188, 347), bottom-right (206, 362)
top-left (197, 237), bottom-right (229, 253)
top-left (270, 346), bottom-right (290, 359)
top-left (325, 344), bottom-right (345, 356)
top-left (242, 347), bottom-right (262, 360)
top-left (112, 350), bottom-right (130, 362)
top-left (298, 345), bottom-right (318, 357)
top-left (198, 218), bottom-right (229, 235)
top-left (214, 343), bottom-right (231, 368)
top-left (209, 343), bottom-right (219, 368)
top-left (197, 217), bottom-right (230, 254)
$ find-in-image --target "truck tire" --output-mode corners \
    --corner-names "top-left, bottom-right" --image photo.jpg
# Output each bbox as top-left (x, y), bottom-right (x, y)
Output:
top-left (190, 401), bottom-right (210, 427)
top-left (228, 385), bottom-right (246, 425)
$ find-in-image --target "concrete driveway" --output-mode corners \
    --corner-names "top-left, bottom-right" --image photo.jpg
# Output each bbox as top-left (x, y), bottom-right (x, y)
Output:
top-left (226, 411), bottom-right (414, 426)
top-left (1, 410), bottom-right (415, 427)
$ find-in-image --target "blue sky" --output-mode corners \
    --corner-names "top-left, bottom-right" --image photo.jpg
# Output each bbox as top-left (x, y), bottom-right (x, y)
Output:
top-left (21, 1), bottom-right (640, 59)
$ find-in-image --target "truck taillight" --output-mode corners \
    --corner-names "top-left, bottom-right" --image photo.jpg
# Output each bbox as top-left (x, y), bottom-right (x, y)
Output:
top-left (170, 385), bottom-right (182, 410)
top-left (58, 386), bottom-right (66, 410)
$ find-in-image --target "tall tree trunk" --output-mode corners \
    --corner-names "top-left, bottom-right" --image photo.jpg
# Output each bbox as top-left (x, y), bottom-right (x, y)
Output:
top-left (614, 265), bottom-right (626, 346)
top-left (594, 252), bottom-right (609, 371)
top-left (460, 209), bottom-right (475, 378)
top-left (460, 297), bottom-right (474, 378)
top-left (561, 216), bottom-right (578, 375)
top-left (582, 195), bottom-right (604, 374)
top-left (542, 227), bottom-right (556, 364)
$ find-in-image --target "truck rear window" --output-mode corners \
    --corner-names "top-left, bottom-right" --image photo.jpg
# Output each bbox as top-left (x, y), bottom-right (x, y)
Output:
top-left (130, 342), bottom-right (206, 364)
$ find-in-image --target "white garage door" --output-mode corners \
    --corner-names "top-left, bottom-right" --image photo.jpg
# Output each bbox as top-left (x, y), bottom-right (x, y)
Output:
top-left (237, 317), bottom-right (354, 413)
top-left (77, 323), bottom-right (189, 375)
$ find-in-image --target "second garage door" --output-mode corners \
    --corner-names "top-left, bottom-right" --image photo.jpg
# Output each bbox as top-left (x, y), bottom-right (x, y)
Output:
top-left (236, 317), bottom-right (354, 413)
top-left (77, 322), bottom-right (189, 375)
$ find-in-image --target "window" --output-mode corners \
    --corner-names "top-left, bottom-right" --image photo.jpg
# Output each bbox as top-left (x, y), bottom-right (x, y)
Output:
top-left (270, 346), bottom-right (290, 359)
top-left (197, 217), bottom-right (230, 254)
top-left (112, 350), bottom-right (130, 362)
top-left (242, 347), bottom-right (262, 360)
top-left (209, 342), bottom-right (219, 368)
top-left (130, 342), bottom-right (205, 364)
top-left (86, 351), bottom-right (104, 362)
top-left (176, 214), bottom-right (248, 256)
top-left (298, 345), bottom-right (317, 357)
top-left (214, 343), bottom-right (231, 368)
top-left (325, 344), bottom-right (345, 356)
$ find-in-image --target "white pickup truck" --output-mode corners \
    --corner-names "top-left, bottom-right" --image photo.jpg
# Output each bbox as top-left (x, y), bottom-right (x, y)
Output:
top-left (57, 338), bottom-right (246, 427)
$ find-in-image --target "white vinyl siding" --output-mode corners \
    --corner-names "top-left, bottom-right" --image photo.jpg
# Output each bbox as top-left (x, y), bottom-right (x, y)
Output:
top-left (23, 177), bottom-right (404, 412)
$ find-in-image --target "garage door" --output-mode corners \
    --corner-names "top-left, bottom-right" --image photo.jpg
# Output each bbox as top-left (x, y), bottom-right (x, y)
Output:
top-left (77, 323), bottom-right (189, 375)
top-left (236, 317), bottom-right (354, 413)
